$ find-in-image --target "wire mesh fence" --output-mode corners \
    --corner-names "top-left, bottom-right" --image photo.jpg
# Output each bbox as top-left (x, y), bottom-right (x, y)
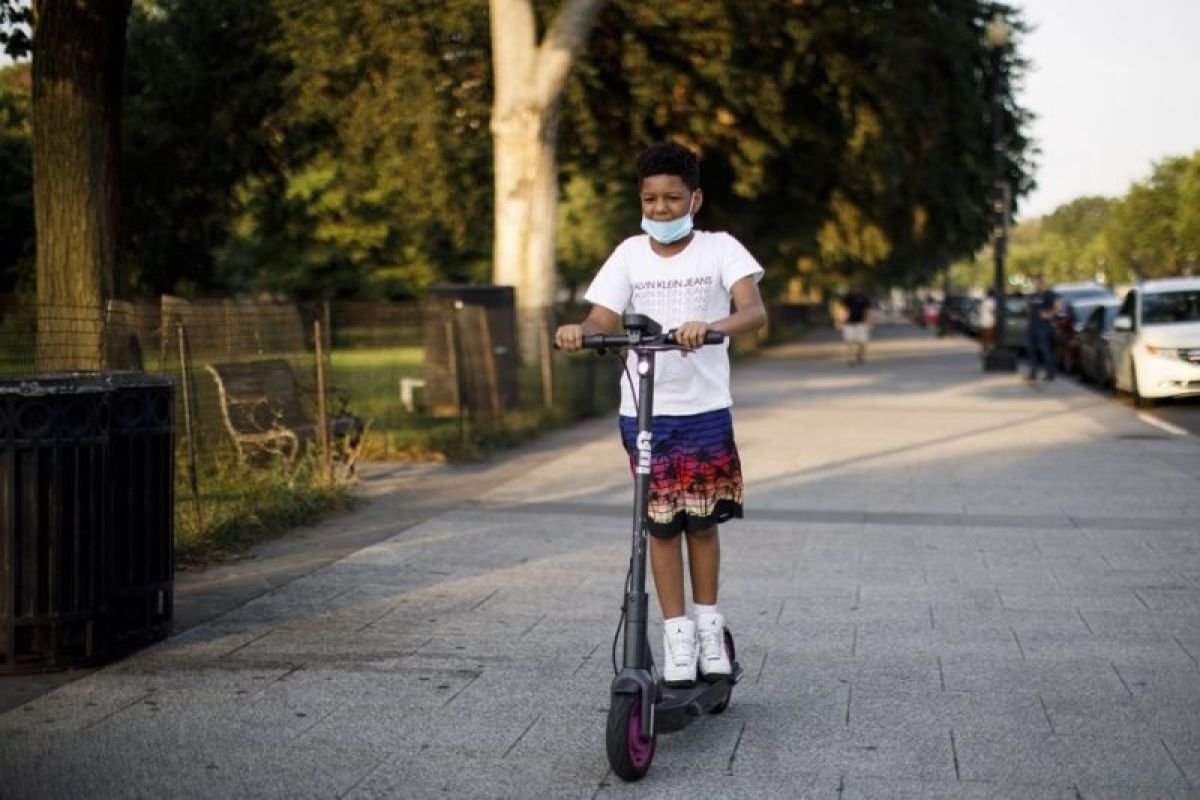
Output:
top-left (0, 291), bottom-right (626, 553)
top-left (1, 288), bottom-right (815, 555)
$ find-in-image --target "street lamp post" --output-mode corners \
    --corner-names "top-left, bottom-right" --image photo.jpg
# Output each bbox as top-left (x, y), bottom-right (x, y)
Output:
top-left (982, 10), bottom-right (1017, 372)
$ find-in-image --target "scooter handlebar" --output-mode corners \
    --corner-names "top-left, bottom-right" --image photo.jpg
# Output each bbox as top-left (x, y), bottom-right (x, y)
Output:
top-left (569, 330), bottom-right (727, 350)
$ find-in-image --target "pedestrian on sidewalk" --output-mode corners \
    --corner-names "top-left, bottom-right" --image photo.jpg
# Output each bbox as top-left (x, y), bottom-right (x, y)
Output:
top-left (835, 288), bottom-right (875, 365)
top-left (554, 141), bottom-right (767, 687)
top-left (1025, 274), bottom-right (1060, 380)
top-left (979, 288), bottom-right (997, 353)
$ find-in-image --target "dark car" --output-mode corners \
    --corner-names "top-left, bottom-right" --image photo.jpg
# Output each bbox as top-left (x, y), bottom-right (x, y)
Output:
top-left (1076, 299), bottom-right (1122, 387)
top-left (1054, 296), bottom-right (1117, 374)
top-left (1001, 294), bottom-right (1028, 354)
top-left (1050, 283), bottom-right (1116, 372)
top-left (944, 295), bottom-right (977, 336)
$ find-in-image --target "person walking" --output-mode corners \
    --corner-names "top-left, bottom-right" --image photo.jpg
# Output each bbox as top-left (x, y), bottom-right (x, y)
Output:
top-left (1025, 274), bottom-right (1059, 380)
top-left (979, 288), bottom-right (997, 354)
top-left (836, 289), bottom-right (875, 365)
top-left (554, 141), bottom-right (767, 686)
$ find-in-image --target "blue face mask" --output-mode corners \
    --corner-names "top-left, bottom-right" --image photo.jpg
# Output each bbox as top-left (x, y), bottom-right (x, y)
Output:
top-left (641, 194), bottom-right (696, 244)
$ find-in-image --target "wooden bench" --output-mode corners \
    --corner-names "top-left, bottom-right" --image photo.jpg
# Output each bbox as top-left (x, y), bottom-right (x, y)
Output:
top-left (204, 359), bottom-right (363, 469)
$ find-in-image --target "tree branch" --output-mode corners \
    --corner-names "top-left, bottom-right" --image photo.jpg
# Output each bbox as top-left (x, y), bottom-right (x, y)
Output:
top-left (533, 0), bottom-right (606, 106)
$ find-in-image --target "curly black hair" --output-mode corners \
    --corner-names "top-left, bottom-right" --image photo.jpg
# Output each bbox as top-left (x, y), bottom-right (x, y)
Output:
top-left (635, 142), bottom-right (700, 190)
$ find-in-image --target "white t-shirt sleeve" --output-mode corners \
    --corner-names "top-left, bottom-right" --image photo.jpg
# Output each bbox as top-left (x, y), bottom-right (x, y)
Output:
top-left (583, 239), bottom-right (633, 314)
top-left (717, 233), bottom-right (765, 290)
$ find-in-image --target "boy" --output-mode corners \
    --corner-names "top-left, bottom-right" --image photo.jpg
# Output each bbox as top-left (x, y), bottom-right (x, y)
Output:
top-left (554, 142), bottom-right (767, 686)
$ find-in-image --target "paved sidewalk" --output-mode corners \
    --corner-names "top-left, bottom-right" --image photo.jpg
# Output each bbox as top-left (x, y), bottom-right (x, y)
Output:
top-left (3, 324), bottom-right (1199, 799)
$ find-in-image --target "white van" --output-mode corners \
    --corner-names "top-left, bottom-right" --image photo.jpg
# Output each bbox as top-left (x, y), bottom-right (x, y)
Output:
top-left (1109, 277), bottom-right (1200, 403)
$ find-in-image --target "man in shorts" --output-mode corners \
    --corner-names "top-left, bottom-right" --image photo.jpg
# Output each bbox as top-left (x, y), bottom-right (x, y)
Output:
top-left (837, 289), bottom-right (875, 365)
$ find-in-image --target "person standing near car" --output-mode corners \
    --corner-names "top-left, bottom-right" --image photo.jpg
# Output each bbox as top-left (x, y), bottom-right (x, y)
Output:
top-left (1025, 274), bottom-right (1060, 381)
top-left (979, 289), bottom-right (997, 354)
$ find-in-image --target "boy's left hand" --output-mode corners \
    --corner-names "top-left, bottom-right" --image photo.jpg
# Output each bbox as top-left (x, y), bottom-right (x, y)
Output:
top-left (674, 320), bottom-right (712, 350)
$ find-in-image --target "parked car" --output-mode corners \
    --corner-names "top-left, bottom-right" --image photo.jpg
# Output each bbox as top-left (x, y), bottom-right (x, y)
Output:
top-left (1049, 283), bottom-right (1116, 373)
top-left (1109, 277), bottom-right (1200, 404)
top-left (917, 298), bottom-right (940, 329)
top-left (943, 295), bottom-right (977, 336)
top-left (1000, 294), bottom-right (1028, 354)
top-left (1076, 299), bottom-right (1122, 387)
top-left (1055, 296), bottom-right (1117, 374)
top-left (1052, 282), bottom-right (1114, 305)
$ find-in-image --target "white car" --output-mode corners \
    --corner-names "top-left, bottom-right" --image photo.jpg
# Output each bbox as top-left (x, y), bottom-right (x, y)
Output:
top-left (1109, 277), bottom-right (1200, 403)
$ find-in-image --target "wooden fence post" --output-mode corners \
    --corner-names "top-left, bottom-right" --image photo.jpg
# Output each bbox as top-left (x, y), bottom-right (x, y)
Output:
top-left (313, 319), bottom-right (332, 484)
top-left (176, 321), bottom-right (203, 532)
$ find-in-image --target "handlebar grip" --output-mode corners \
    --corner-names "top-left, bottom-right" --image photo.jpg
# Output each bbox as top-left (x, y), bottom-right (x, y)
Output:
top-left (582, 334), bottom-right (629, 349)
top-left (666, 330), bottom-right (728, 345)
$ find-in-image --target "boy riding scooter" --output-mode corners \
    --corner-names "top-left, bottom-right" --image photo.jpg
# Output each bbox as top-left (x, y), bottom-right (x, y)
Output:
top-left (555, 141), bottom-right (766, 779)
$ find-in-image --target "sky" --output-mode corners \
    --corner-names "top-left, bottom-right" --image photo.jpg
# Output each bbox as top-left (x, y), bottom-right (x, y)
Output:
top-left (1014, 0), bottom-right (1200, 219)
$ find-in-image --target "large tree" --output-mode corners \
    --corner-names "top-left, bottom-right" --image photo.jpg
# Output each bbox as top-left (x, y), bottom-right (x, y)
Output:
top-left (489, 0), bottom-right (606, 360)
top-left (0, 62), bottom-right (33, 293)
top-left (3, 0), bottom-right (131, 369)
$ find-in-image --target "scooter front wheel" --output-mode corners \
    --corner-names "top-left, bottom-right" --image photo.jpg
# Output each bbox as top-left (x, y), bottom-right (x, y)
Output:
top-left (606, 693), bottom-right (656, 781)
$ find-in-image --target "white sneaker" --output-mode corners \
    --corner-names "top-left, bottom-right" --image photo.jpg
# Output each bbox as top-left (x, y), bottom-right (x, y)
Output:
top-left (695, 611), bottom-right (732, 680)
top-left (661, 618), bottom-right (697, 687)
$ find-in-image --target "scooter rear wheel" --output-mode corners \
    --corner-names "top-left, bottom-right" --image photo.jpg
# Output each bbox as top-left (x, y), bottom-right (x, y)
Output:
top-left (606, 693), bottom-right (655, 781)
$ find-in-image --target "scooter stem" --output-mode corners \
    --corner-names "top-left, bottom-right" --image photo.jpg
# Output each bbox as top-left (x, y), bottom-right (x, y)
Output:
top-left (624, 348), bottom-right (656, 671)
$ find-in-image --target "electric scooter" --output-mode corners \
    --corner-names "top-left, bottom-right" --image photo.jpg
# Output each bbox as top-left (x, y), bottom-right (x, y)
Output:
top-left (570, 312), bottom-right (744, 782)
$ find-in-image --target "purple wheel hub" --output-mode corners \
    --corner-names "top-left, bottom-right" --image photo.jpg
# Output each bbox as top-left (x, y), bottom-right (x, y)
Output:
top-left (627, 702), bottom-right (653, 769)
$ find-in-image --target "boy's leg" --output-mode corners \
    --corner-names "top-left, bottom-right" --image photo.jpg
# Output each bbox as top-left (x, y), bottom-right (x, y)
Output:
top-left (684, 526), bottom-right (720, 604)
top-left (685, 526), bottom-right (732, 678)
top-left (650, 533), bottom-right (698, 685)
top-left (649, 533), bottom-right (687, 619)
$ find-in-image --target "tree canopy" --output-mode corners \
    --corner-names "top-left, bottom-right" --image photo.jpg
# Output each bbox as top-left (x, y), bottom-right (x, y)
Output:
top-left (3, 0), bottom-right (1041, 302)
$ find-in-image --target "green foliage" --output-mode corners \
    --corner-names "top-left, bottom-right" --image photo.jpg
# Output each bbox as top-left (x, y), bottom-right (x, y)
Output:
top-left (122, 0), bottom-right (292, 294)
top-left (0, 62), bottom-right (31, 292)
top-left (954, 150), bottom-right (1200, 290)
top-left (1106, 154), bottom-right (1200, 279)
top-left (25, 0), bottom-right (1038, 300)
top-left (560, 1), bottom-right (1035, 294)
top-left (222, 0), bottom-right (494, 299)
top-left (556, 171), bottom-right (630, 297)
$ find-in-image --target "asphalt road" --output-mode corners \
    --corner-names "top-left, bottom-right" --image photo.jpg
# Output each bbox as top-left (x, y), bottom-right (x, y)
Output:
top-left (1069, 373), bottom-right (1200, 437)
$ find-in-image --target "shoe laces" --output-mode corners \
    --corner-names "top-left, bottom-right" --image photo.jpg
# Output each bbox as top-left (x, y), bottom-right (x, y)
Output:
top-left (698, 623), bottom-right (722, 659)
top-left (666, 627), bottom-right (694, 667)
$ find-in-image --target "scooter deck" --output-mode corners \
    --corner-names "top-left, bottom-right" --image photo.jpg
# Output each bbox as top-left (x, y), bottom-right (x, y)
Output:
top-left (656, 660), bottom-right (744, 733)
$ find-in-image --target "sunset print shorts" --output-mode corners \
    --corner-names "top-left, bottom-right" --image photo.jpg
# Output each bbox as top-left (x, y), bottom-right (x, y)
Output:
top-left (619, 407), bottom-right (745, 538)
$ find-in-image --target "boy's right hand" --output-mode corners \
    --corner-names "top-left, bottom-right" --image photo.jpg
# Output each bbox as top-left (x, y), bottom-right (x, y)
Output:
top-left (554, 324), bottom-right (584, 352)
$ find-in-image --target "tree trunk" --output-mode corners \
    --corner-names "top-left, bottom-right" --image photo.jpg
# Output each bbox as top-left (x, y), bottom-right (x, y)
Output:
top-left (491, 101), bottom-right (561, 362)
top-left (32, 0), bottom-right (130, 372)
top-left (490, 0), bottom-right (605, 364)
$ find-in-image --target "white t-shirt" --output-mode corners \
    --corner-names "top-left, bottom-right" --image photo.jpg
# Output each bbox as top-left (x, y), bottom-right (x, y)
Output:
top-left (584, 230), bottom-right (764, 416)
top-left (980, 295), bottom-right (996, 328)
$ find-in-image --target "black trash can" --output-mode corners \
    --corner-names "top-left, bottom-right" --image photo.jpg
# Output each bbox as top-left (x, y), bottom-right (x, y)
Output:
top-left (0, 374), bottom-right (111, 673)
top-left (105, 372), bottom-right (174, 647)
